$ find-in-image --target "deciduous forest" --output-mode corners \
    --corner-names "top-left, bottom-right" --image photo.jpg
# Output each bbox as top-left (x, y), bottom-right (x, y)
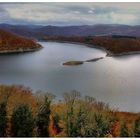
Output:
top-left (0, 85), bottom-right (139, 137)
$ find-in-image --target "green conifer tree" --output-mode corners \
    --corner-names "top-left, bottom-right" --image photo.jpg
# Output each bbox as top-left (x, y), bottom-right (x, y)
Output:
top-left (11, 104), bottom-right (34, 137)
top-left (0, 102), bottom-right (7, 137)
top-left (85, 113), bottom-right (110, 137)
top-left (36, 96), bottom-right (51, 137)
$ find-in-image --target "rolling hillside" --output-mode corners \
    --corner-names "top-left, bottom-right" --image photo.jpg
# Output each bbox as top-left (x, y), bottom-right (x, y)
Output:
top-left (0, 29), bottom-right (42, 53)
top-left (1, 24), bottom-right (140, 39)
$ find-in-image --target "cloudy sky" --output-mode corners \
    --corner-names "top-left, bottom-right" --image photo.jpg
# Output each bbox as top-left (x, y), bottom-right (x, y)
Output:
top-left (0, 3), bottom-right (140, 26)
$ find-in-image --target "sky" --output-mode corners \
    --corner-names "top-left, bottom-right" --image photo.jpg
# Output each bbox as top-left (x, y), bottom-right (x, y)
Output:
top-left (0, 3), bottom-right (140, 26)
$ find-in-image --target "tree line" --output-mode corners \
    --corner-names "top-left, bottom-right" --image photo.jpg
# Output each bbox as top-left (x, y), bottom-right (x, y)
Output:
top-left (0, 85), bottom-right (140, 137)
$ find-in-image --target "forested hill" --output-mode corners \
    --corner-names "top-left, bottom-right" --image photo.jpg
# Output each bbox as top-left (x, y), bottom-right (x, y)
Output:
top-left (0, 29), bottom-right (42, 53)
top-left (43, 36), bottom-right (140, 56)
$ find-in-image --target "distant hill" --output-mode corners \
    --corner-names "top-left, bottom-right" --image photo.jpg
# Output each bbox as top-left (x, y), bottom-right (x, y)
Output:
top-left (1, 24), bottom-right (140, 39)
top-left (0, 28), bottom-right (42, 53)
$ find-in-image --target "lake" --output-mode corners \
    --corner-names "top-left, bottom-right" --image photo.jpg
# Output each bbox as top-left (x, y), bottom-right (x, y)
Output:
top-left (0, 41), bottom-right (140, 112)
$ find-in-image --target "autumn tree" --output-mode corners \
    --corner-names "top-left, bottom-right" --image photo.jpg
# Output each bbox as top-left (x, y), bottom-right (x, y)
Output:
top-left (52, 114), bottom-right (62, 134)
top-left (134, 116), bottom-right (140, 137)
top-left (11, 104), bottom-right (34, 137)
top-left (36, 96), bottom-right (51, 137)
top-left (120, 122), bottom-right (129, 137)
top-left (110, 121), bottom-right (120, 137)
top-left (0, 102), bottom-right (7, 137)
top-left (63, 90), bottom-right (80, 137)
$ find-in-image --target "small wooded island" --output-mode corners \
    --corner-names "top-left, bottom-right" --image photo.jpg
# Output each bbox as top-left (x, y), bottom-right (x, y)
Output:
top-left (0, 29), bottom-right (42, 54)
top-left (63, 61), bottom-right (84, 66)
top-left (63, 57), bottom-right (104, 66)
top-left (43, 35), bottom-right (140, 56)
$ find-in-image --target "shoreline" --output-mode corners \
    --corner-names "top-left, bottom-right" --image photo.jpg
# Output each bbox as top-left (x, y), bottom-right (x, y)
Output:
top-left (107, 51), bottom-right (140, 57)
top-left (43, 40), bottom-right (140, 57)
top-left (0, 44), bottom-right (43, 55)
top-left (42, 40), bottom-right (108, 53)
top-left (1, 39), bottom-right (140, 57)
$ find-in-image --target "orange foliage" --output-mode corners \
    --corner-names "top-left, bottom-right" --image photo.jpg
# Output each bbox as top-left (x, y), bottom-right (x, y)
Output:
top-left (0, 85), bottom-right (37, 116)
top-left (111, 121), bottom-right (121, 137)
top-left (49, 115), bottom-right (58, 137)
top-left (0, 29), bottom-right (41, 51)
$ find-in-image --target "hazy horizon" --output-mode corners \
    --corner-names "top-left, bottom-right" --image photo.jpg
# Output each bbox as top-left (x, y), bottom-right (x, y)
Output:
top-left (1, 23), bottom-right (140, 27)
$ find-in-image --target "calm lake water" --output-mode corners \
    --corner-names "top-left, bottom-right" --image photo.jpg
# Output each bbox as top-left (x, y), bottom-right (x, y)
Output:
top-left (0, 41), bottom-right (140, 112)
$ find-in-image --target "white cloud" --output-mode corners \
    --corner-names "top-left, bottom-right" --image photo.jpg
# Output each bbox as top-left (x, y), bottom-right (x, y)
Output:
top-left (88, 10), bottom-right (94, 14)
top-left (109, 12), bottom-right (138, 24)
top-left (1, 3), bottom-right (140, 25)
